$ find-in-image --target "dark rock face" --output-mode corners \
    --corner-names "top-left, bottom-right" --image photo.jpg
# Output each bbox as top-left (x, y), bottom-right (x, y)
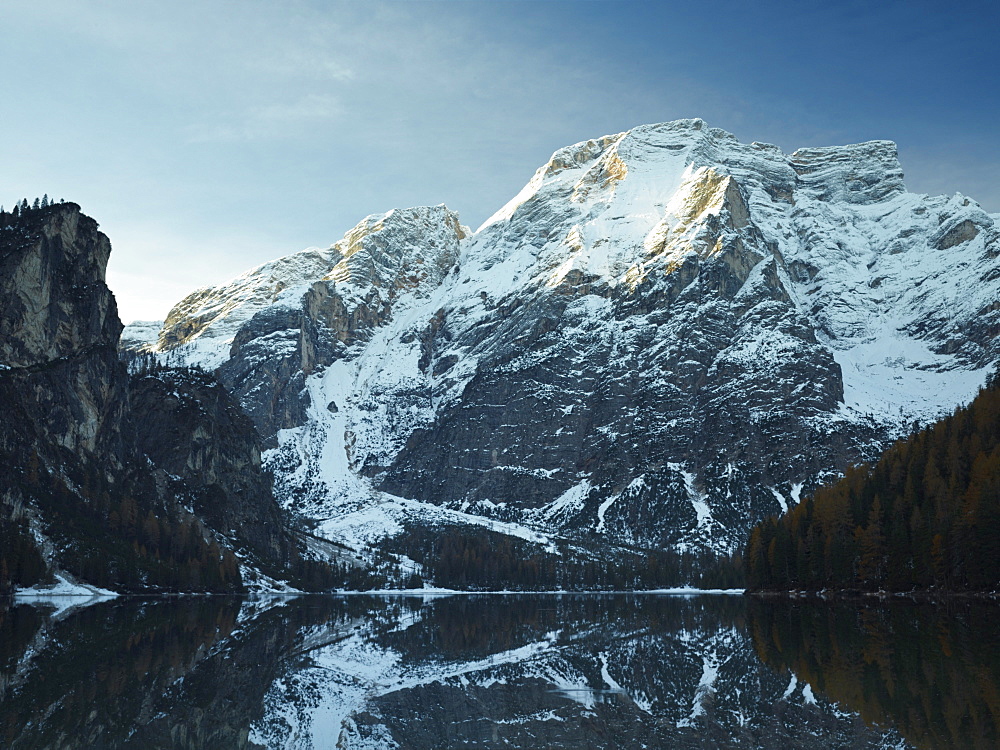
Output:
top-left (0, 206), bottom-right (128, 461)
top-left (216, 281), bottom-right (351, 447)
top-left (0, 206), bottom-right (121, 370)
top-left (378, 234), bottom-right (865, 551)
top-left (130, 369), bottom-right (291, 566)
top-left (0, 204), bottom-right (292, 591)
top-left (0, 205), bottom-right (135, 517)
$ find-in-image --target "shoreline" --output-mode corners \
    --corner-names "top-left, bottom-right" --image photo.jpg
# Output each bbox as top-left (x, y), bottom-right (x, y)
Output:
top-left (9, 586), bottom-right (747, 600)
top-left (746, 588), bottom-right (1000, 601)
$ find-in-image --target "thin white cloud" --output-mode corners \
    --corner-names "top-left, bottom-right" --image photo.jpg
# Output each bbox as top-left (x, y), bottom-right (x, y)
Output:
top-left (248, 49), bottom-right (355, 83)
top-left (186, 93), bottom-right (343, 142)
top-left (255, 93), bottom-right (343, 124)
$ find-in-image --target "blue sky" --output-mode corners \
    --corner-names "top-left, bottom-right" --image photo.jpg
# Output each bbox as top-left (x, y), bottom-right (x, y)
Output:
top-left (3, 0), bottom-right (998, 323)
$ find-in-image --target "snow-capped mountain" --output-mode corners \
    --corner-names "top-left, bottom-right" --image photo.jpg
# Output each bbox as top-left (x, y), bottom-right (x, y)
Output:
top-left (128, 118), bottom-right (1000, 555)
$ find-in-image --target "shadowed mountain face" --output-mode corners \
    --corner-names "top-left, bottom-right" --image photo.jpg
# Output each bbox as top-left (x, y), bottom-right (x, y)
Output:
top-left (130, 119), bottom-right (1000, 560)
top-left (0, 203), bottom-right (295, 593)
top-left (2, 594), bottom-right (938, 749)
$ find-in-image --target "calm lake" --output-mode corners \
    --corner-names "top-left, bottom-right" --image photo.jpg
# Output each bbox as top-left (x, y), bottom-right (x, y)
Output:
top-left (2, 593), bottom-right (997, 749)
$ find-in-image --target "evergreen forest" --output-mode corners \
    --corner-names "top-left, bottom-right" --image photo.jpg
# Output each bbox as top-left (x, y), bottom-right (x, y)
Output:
top-left (746, 372), bottom-right (1000, 592)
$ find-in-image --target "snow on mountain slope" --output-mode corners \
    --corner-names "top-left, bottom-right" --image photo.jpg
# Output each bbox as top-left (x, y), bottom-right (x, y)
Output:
top-left (152, 205), bottom-right (467, 370)
top-left (119, 318), bottom-right (163, 351)
top-left (155, 245), bottom-right (343, 369)
top-left (140, 119), bottom-right (1000, 555)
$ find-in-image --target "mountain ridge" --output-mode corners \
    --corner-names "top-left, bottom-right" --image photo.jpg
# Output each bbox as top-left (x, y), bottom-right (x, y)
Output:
top-left (124, 118), bottom-right (1000, 561)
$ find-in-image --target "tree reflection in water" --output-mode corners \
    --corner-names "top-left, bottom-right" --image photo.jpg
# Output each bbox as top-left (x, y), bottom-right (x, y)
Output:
top-left (749, 598), bottom-right (1000, 750)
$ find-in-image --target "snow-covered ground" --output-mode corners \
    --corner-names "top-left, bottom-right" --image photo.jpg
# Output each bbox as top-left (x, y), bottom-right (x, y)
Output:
top-left (14, 573), bottom-right (118, 617)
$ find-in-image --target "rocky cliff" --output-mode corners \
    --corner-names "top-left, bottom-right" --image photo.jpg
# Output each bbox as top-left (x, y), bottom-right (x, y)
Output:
top-left (0, 203), bottom-right (297, 592)
top-left (130, 119), bottom-right (1000, 560)
top-left (130, 368), bottom-right (292, 570)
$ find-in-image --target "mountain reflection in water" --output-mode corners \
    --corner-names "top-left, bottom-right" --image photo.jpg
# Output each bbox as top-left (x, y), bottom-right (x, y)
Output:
top-left (3, 593), bottom-right (993, 749)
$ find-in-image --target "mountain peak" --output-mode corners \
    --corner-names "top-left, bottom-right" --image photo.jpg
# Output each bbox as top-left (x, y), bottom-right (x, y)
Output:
top-left (327, 204), bottom-right (466, 294)
top-left (791, 139), bottom-right (904, 204)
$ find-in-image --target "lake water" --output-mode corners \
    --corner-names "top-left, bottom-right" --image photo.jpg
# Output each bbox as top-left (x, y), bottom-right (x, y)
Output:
top-left (2, 593), bottom-right (997, 749)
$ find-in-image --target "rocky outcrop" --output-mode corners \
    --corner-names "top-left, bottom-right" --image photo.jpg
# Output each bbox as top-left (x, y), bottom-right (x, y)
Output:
top-left (0, 206), bottom-right (120, 369)
top-left (0, 203), bottom-right (294, 592)
top-left (0, 205), bottom-right (129, 461)
top-left (790, 140), bottom-right (905, 204)
top-left (215, 281), bottom-right (348, 447)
